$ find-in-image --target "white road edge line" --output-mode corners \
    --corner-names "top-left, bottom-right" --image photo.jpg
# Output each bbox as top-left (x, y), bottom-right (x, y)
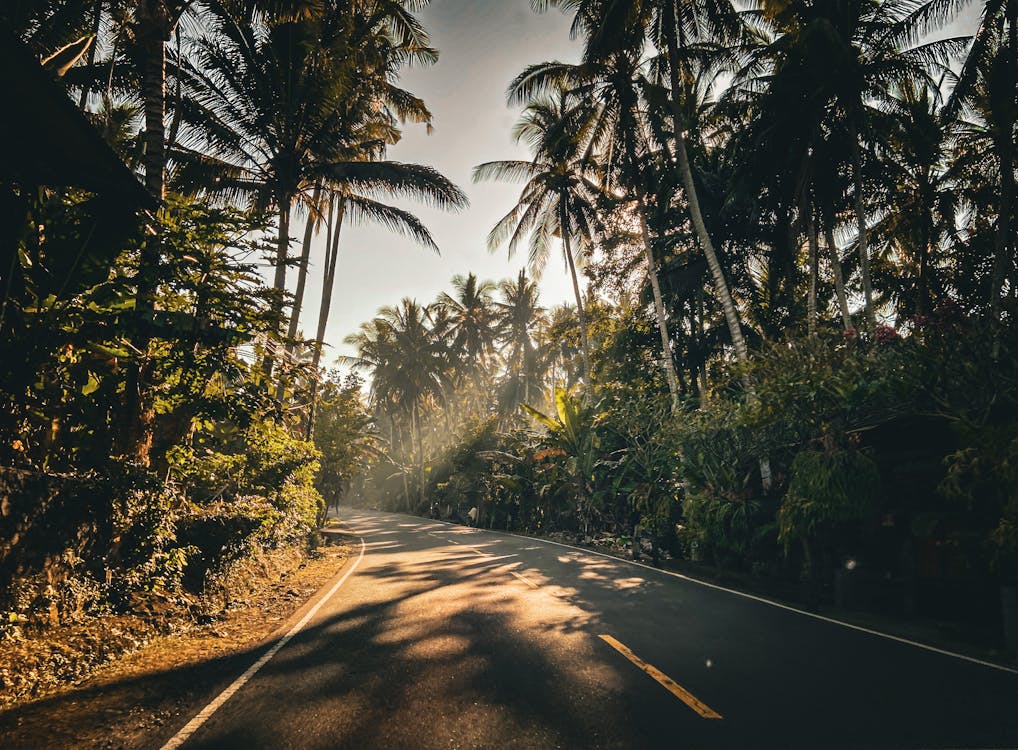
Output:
top-left (158, 537), bottom-right (367, 749)
top-left (408, 514), bottom-right (1018, 677)
top-left (372, 512), bottom-right (1018, 675)
top-left (427, 531), bottom-right (463, 546)
top-left (517, 529), bottom-right (1018, 675)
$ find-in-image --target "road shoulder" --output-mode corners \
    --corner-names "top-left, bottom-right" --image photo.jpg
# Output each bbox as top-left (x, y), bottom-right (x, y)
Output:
top-left (0, 534), bottom-right (354, 750)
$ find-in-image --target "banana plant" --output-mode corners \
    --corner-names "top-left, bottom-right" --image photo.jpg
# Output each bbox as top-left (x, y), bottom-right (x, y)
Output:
top-left (523, 388), bottom-right (602, 535)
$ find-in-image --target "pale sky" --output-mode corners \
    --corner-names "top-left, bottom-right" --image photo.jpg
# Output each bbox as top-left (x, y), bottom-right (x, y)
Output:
top-left (293, 0), bottom-right (581, 364)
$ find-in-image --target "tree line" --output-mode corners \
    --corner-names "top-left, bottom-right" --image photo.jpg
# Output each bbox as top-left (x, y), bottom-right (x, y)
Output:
top-left (0, 1), bottom-right (461, 630)
top-left (345, 0), bottom-right (1018, 646)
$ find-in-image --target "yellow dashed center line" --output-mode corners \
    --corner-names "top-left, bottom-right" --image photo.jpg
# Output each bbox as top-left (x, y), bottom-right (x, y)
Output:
top-left (599, 635), bottom-right (723, 720)
top-left (510, 571), bottom-right (540, 589)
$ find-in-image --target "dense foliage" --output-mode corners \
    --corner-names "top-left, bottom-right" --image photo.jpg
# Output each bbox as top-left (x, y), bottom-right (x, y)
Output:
top-left (3, 0), bottom-right (1018, 652)
top-left (339, 0), bottom-right (1018, 645)
top-left (0, 0), bottom-right (452, 629)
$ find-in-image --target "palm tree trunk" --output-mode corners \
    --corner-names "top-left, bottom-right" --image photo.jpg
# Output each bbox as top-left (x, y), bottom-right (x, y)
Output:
top-left (658, 78), bottom-right (771, 485)
top-left (140, 1), bottom-right (168, 203)
top-left (286, 181), bottom-right (324, 346)
top-left (415, 403), bottom-right (426, 511)
top-left (849, 126), bottom-right (876, 327)
top-left (312, 194), bottom-right (345, 373)
top-left (825, 225), bottom-right (853, 330)
top-left (124, 0), bottom-right (171, 462)
top-left (306, 195), bottom-right (345, 437)
top-left (78, 0), bottom-right (103, 110)
top-left (662, 2), bottom-right (749, 366)
top-left (674, 123), bottom-right (748, 363)
top-left (560, 201), bottom-right (593, 386)
top-left (277, 182), bottom-right (323, 401)
top-left (804, 198), bottom-right (818, 337)
top-left (262, 202), bottom-right (291, 380)
top-left (637, 204), bottom-right (680, 411)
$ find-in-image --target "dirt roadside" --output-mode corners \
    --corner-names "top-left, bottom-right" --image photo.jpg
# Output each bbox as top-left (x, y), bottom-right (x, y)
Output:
top-left (0, 529), bottom-right (355, 750)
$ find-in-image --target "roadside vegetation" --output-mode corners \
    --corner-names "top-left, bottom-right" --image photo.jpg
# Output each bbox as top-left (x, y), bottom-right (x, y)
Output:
top-left (0, 0), bottom-right (456, 693)
top-left (343, 0), bottom-right (1018, 654)
top-left (2, 0), bottom-right (1018, 695)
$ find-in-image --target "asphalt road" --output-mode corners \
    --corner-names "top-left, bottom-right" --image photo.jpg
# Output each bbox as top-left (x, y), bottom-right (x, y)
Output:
top-left (150, 509), bottom-right (1018, 750)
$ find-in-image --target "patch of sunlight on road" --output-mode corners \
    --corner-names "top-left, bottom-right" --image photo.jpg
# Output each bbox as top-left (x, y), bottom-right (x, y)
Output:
top-left (574, 573), bottom-right (645, 590)
top-left (401, 634), bottom-right (473, 659)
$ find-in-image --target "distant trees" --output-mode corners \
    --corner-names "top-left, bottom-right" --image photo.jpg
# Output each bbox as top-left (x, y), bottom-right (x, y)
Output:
top-left (344, 271), bottom-right (588, 513)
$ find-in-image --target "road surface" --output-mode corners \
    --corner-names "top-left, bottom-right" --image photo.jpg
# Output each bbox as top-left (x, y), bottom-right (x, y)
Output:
top-left (150, 509), bottom-right (1018, 749)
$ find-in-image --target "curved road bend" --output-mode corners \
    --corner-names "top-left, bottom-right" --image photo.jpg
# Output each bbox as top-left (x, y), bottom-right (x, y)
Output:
top-left (150, 509), bottom-right (1018, 749)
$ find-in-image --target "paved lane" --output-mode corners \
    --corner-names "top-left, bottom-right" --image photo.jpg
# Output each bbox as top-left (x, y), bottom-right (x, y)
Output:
top-left (151, 510), bottom-right (1018, 749)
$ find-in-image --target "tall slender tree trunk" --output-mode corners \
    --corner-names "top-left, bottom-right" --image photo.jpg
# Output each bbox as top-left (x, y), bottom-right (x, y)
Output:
top-left (287, 181), bottom-right (324, 345)
top-left (804, 198), bottom-right (818, 337)
top-left (615, 71), bottom-right (682, 410)
top-left (659, 82), bottom-right (774, 478)
top-left (825, 225), bottom-right (853, 330)
top-left (312, 195), bottom-right (345, 373)
top-left (78, 0), bottom-right (103, 110)
top-left (696, 287), bottom-right (709, 405)
top-left (637, 204), bottom-right (680, 411)
top-left (139, 2), bottom-right (168, 202)
top-left (662, 3), bottom-right (749, 366)
top-left (262, 202), bottom-right (291, 381)
top-left (560, 200), bottom-right (592, 386)
top-left (306, 195), bottom-right (345, 438)
top-left (276, 181), bottom-right (323, 401)
top-left (417, 404), bottom-right (426, 511)
top-left (849, 125), bottom-right (876, 328)
top-left (916, 171), bottom-right (932, 318)
top-left (124, 0), bottom-right (171, 462)
top-left (664, 110), bottom-right (771, 484)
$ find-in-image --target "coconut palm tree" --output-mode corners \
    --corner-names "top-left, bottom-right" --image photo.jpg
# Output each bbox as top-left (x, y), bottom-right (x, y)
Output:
top-left (435, 273), bottom-right (500, 373)
top-left (868, 81), bottom-right (955, 319)
top-left (532, 0), bottom-right (746, 407)
top-left (747, 0), bottom-right (967, 327)
top-left (344, 298), bottom-right (450, 509)
top-left (171, 5), bottom-right (464, 379)
top-left (946, 0), bottom-right (1018, 346)
top-left (474, 90), bottom-right (600, 386)
top-left (507, 53), bottom-right (687, 408)
top-left (496, 270), bottom-right (547, 411)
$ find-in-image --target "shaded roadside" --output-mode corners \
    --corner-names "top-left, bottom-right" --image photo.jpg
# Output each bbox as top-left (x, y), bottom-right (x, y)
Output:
top-left (410, 509), bottom-right (1018, 672)
top-left (0, 534), bottom-right (352, 750)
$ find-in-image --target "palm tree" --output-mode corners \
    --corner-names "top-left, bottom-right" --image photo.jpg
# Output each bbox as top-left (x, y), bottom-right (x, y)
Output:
top-left (474, 90), bottom-right (599, 386)
top-left (532, 0), bottom-right (745, 407)
top-left (435, 273), bottom-right (500, 373)
top-left (496, 270), bottom-right (547, 411)
top-left (285, 0), bottom-right (446, 354)
top-left (946, 0), bottom-right (1018, 347)
top-left (749, 0), bottom-right (966, 327)
top-left (508, 52), bottom-right (690, 408)
top-left (171, 5), bottom-right (464, 379)
top-left (345, 298), bottom-right (450, 509)
top-left (869, 81), bottom-right (954, 319)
